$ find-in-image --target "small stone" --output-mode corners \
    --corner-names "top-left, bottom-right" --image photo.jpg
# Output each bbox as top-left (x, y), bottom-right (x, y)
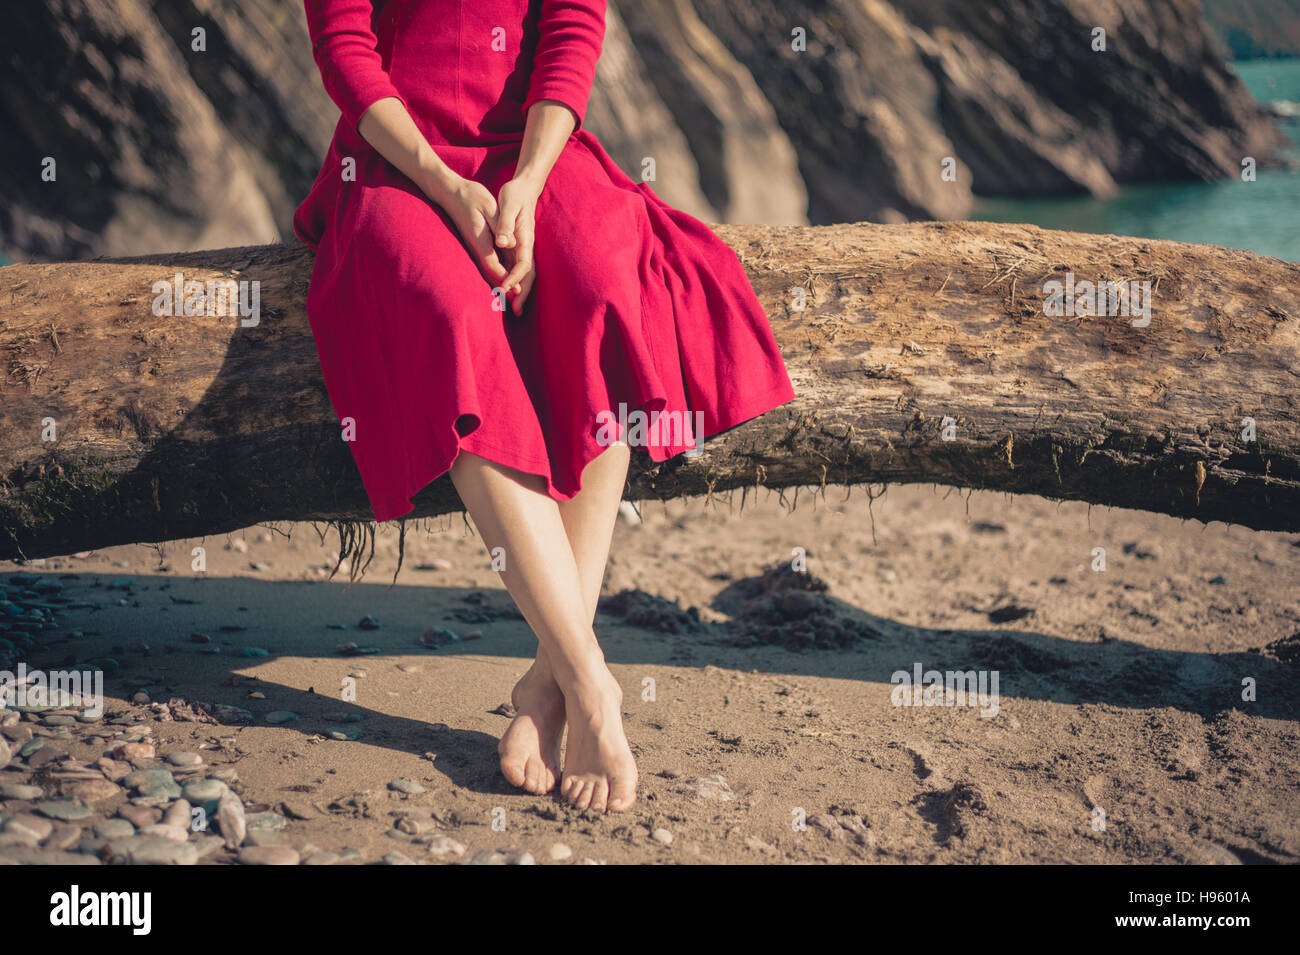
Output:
top-left (96, 757), bottom-right (132, 781)
top-left (280, 800), bottom-right (319, 821)
top-left (677, 775), bottom-right (735, 801)
top-left (45, 825), bottom-right (85, 851)
top-left (502, 848), bottom-right (535, 865)
top-left (326, 726), bottom-right (362, 741)
top-left (547, 842), bottom-right (573, 861)
top-left (138, 823), bottom-right (189, 844)
top-left (465, 849), bottom-right (506, 865)
top-left (36, 799), bottom-right (92, 821)
top-left (166, 751), bottom-right (203, 768)
top-left (0, 782), bottom-right (44, 800)
top-left (216, 791), bottom-right (246, 849)
top-left (388, 778), bottom-right (426, 795)
top-left (162, 799), bottom-right (192, 830)
top-left (303, 851), bottom-right (341, 865)
top-left (5, 813), bottom-right (54, 842)
top-left (131, 691), bottom-right (150, 705)
top-left (94, 818), bottom-right (135, 839)
top-left (238, 647), bottom-right (270, 658)
top-left (41, 714), bottom-right (76, 727)
top-left (358, 616), bottom-right (382, 630)
top-left (264, 711), bottom-right (299, 725)
top-left (194, 835), bottom-right (227, 860)
top-left (105, 835), bottom-right (197, 865)
top-left (651, 827), bottom-right (674, 845)
top-left (0, 846), bottom-right (101, 865)
top-left (72, 779), bottom-right (122, 804)
top-left (245, 811), bottom-right (287, 832)
top-left (382, 851), bottom-right (416, 865)
top-left (117, 806), bottom-right (162, 828)
top-left (123, 769), bottom-right (178, 798)
top-left (111, 741), bottom-right (156, 761)
top-left (182, 778), bottom-right (230, 803)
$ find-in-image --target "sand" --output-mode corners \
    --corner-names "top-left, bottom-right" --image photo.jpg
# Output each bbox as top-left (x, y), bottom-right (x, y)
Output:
top-left (3, 483), bottom-right (1298, 864)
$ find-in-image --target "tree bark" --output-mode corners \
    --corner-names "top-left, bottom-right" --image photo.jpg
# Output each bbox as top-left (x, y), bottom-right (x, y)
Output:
top-left (2, 221), bottom-right (1298, 565)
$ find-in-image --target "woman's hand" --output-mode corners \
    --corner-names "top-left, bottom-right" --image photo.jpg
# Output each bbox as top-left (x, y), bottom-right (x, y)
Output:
top-left (493, 176), bottom-right (541, 316)
top-left (426, 174), bottom-right (510, 292)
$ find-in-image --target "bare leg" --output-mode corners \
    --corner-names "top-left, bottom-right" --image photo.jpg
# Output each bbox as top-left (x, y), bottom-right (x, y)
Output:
top-left (450, 447), bottom-right (637, 812)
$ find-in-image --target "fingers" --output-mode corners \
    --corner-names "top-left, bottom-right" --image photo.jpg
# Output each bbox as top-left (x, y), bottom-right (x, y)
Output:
top-left (469, 213), bottom-right (508, 285)
top-left (494, 199), bottom-right (519, 251)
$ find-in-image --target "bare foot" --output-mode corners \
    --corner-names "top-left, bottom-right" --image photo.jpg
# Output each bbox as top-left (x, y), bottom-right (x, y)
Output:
top-left (498, 662), bottom-right (565, 795)
top-left (559, 665), bottom-right (638, 812)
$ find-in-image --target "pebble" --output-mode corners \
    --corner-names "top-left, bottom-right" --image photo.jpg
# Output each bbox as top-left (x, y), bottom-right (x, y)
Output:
top-left (326, 726), bottom-right (362, 741)
top-left (94, 818), bottom-right (135, 839)
top-left (388, 778), bottom-right (426, 795)
top-left (45, 826), bottom-right (84, 851)
top-left (678, 775), bottom-right (735, 801)
top-left (5, 814), bottom-right (54, 842)
top-left (72, 779), bottom-right (122, 804)
top-left (111, 741), bottom-right (156, 761)
top-left (0, 782), bottom-right (43, 800)
top-left (382, 851), bottom-right (416, 865)
top-left (358, 615), bottom-right (382, 630)
top-left (138, 823), bottom-right (189, 844)
top-left (246, 811), bottom-right (287, 832)
top-left (162, 799), bottom-right (192, 830)
top-left (238, 647), bottom-right (270, 657)
top-left (280, 800), bottom-right (318, 821)
top-left (35, 799), bottom-right (92, 821)
top-left (2, 724), bottom-right (34, 744)
top-left (651, 827), bottom-right (674, 846)
top-left (166, 752), bottom-right (203, 768)
top-left (96, 757), bottom-right (132, 781)
top-left (123, 769), bottom-right (178, 798)
top-left (237, 847), bottom-right (298, 867)
top-left (105, 835), bottom-right (197, 865)
top-left (118, 806), bottom-right (162, 828)
top-left (547, 842), bottom-right (573, 861)
top-left (303, 851), bottom-right (341, 865)
top-left (182, 778), bottom-right (230, 803)
top-left (0, 847), bottom-right (101, 865)
top-left (194, 835), bottom-right (226, 860)
top-left (424, 834), bottom-right (467, 858)
top-left (40, 714), bottom-right (76, 727)
top-left (26, 746), bottom-right (60, 769)
top-left (216, 791), bottom-right (246, 849)
top-left (264, 711), bottom-right (299, 724)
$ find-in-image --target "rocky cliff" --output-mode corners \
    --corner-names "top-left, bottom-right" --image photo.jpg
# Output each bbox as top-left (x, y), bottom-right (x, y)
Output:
top-left (1202, 0), bottom-right (1300, 58)
top-left (0, 0), bottom-right (1284, 260)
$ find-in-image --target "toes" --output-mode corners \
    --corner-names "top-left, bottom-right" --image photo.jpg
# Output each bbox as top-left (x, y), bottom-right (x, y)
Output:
top-left (499, 754), bottom-right (528, 788)
top-left (608, 774), bottom-right (637, 812)
top-left (572, 779), bottom-right (595, 811)
top-left (589, 779), bottom-right (610, 813)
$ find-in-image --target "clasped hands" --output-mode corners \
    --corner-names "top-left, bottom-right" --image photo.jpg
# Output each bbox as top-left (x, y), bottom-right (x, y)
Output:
top-left (436, 173), bottom-right (540, 316)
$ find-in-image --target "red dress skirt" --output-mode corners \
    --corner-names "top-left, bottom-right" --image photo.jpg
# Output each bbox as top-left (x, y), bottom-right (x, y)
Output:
top-left (294, 0), bottom-right (796, 523)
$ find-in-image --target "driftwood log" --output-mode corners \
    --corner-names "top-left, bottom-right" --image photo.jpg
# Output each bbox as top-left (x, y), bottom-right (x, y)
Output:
top-left (1, 220), bottom-right (1298, 566)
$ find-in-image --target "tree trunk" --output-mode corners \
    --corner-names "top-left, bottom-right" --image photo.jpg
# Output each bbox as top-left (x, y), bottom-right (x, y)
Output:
top-left (2, 221), bottom-right (1298, 566)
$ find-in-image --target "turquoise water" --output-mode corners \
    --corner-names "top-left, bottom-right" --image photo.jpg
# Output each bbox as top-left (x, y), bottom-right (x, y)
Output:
top-left (974, 58), bottom-right (1300, 262)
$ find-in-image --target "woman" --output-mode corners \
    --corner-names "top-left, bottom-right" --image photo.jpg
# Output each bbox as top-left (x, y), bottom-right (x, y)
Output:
top-left (294, 0), bottom-right (795, 813)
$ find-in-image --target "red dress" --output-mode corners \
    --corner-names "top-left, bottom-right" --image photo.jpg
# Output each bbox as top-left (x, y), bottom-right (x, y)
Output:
top-left (294, 0), bottom-right (796, 523)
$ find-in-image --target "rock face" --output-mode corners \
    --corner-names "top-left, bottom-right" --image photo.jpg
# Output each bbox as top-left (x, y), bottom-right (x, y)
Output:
top-left (1202, 0), bottom-right (1300, 59)
top-left (0, 0), bottom-right (1284, 260)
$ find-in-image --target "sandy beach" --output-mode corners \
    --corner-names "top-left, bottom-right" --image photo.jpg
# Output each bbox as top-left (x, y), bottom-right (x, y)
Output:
top-left (2, 483), bottom-right (1297, 864)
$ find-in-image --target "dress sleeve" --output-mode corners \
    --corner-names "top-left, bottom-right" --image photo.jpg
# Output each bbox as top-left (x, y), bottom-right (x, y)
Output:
top-left (303, 0), bottom-right (407, 131)
top-left (522, 0), bottom-right (606, 130)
